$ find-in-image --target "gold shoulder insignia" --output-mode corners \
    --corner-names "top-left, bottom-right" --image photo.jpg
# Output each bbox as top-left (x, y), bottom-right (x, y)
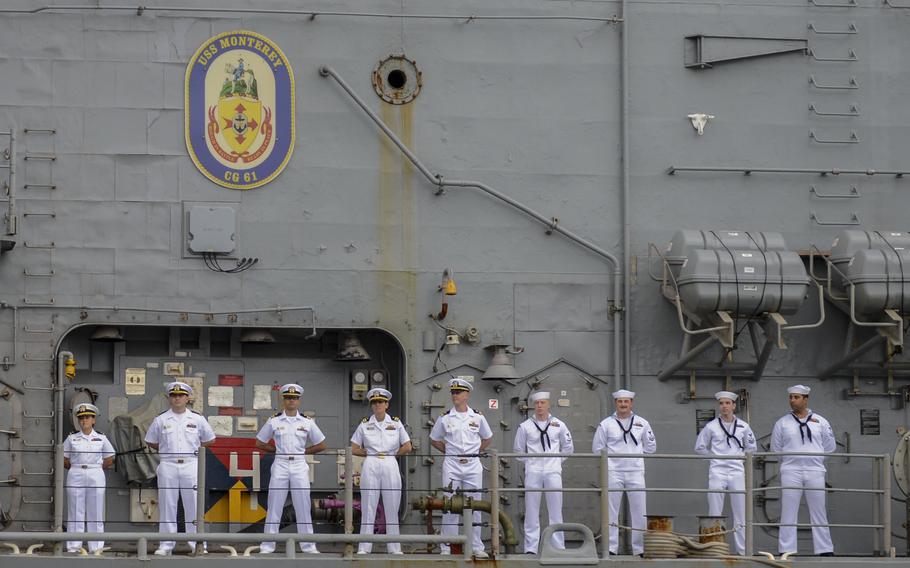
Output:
top-left (191, 409), bottom-right (202, 415)
top-left (272, 411), bottom-right (282, 418)
top-left (392, 416), bottom-right (400, 422)
top-left (361, 416), bottom-right (369, 423)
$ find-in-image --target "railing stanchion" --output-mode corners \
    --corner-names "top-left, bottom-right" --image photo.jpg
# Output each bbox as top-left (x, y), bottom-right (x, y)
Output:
top-left (137, 536), bottom-right (148, 560)
top-left (196, 446), bottom-right (206, 556)
top-left (600, 449), bottom-right (610, 558)
top-left (344, 445), bottom-right (354, 558)
top-left (463, 504), bottom-right (473, 561)
top-left (490, 449), bottom-right (501, 556)
top-left (882, 453), bottom-right (892, 556)
top-left (745, 452), bottom-right (754, 557)
top-left (285, 537), bottom-right (296, 559)
top-left (873, 456), bottom-right (881, 553)
top-left (53, 444), bottom-right (64, 556)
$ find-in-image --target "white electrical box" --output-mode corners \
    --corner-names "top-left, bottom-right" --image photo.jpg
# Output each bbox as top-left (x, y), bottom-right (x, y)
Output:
top-left (187, 205), bottom-right (236, 254)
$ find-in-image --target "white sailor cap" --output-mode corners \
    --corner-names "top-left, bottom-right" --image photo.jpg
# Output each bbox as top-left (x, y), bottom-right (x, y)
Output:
top-left (368, 387), bottom-right (392, 402)
top-left (280, 383), bottom-right (303, 398)
top-left (167, 381), bottom-right (193, 396)
top-left (612, 389), bottom-right (635, 400)
top-left (74, 403), bottom-right (99, 417)
top-left (529, 391), bottom-right (550, 403)
top-left (448, 377), bottom-right (473, 392)
top-left (715, 391), bottom-right (738, 402)
top-left (787, 384), bottom-right (811, 395)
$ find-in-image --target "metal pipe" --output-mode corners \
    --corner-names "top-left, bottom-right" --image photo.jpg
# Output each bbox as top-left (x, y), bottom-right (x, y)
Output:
top-left (600, 450), bottom-right (610, 558)
top-left (882, 453), bottom-right (892, 555)
top-left (751, 329), bottom-right (776, 381)
top-left (668, 165), bottom-right (910, 177)
top-left (873, 456), bottom-right (881, 553)
top-left (0, 5), bottom-right (622, 22)
top-left (462, 506), bottom-right (472, 561)
top-left (53, 350), bottom-right (72, 538)
top-left (6, 130), bottom-right (16, 236)
top-left (195, 446), bottom-right (205, 554)
top-left (344, 445), bottom-right (354, 558)
top-left (621, 0), bottom-right (631, 389)
top-left (490, 449), bottom-right (500, 556)
top-left (818, 334), bottom-right (887, 379)
top-left (0, 532), bottom-right (467, 544)
top-left (745, 452), bottom-right (754, 556)
top-left (319, 65), bottom-right (624, 388)
top-left (412, 495), bottom-right (518, 551)
top-left (657, 336), bottom-right (716, 381)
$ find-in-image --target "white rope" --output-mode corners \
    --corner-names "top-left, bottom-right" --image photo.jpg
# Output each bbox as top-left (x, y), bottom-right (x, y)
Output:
top-left (643, 530), bottom-right (730, 559)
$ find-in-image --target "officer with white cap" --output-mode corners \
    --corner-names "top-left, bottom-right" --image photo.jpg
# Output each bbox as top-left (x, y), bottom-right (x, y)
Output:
top-left (513, 391), bottom-right (574, 554)
top-left (145, 381), bottom-right (216, 556)
top-left (350, 387), bottom-right (412, 554)
top-left (694, 391), bottom-right (756, 555)
top-left (771, 385), bottom-right (835, 556)
top-left (64, 403), bottom-right (115, 554)
top-left (429, 377), bottom-right (494, 558)
top-left (592, 389), bottom-right (656, 556)
top-left (256, 383), bottom-right (327, 554)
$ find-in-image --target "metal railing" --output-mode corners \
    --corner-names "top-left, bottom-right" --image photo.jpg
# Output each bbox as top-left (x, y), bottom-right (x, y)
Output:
top-left (0, 446), bottom-right (897, 558)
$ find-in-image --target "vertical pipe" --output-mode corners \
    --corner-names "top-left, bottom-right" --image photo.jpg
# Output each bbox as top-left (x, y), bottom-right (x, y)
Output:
top-left (745, 452), bottom-right (754, 556)
top-left (882, 453), bottom-right (891, 556)
top-left (53, 351), bottom-right (72, 541)
top-left (285, 537), bottom-right (296, 559)
top-left (53, 445), bottom-right (64, 555)
top-left (873, 457), bottom-right (880, 553)
top-left (137, 536), bottom-right (148, 560)
top-left (196, 446), bottom-right (206, 555)
top-left (462, 505), bottom-right (473, 561)
top-left (600, 450), bottom-right (610, 558)
top-left (620, 0), bottom-right (631, 389)
top-left (6, 130), bottom-right (16, 236)
top-left (344, 446), bottom-right (354, 558)
top-left (490, 449), bottom-right (500, 556)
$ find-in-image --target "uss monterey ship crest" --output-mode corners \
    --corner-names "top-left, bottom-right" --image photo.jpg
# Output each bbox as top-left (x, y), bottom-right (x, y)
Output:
top-left (185, 30), bottom-right (295, 190)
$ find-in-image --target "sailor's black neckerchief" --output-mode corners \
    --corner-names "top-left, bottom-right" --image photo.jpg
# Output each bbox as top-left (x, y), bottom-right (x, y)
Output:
top-left (532, 416), bottom-right (552, 451)
top-left (717, 417), bottom-right (743, 449)
top-left (613, 414), bottom-right (638, 446)
top-left (791, 412), bottom-right (814, 444)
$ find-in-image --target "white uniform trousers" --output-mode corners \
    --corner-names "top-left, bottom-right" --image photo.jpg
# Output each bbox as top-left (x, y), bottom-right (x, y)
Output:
top-left (707, 468), bottom-right (745, 555)
top-left (156, 460), bottom-right (200, 552)
top-left (523, 470), bottom-right (564, 554)
top-left (439, 461), bottom-right (484, 554)
top-left (779, 468), bottom-right (833, 554)
top-left (358, 457), bottom-right (403, 553)
top-left (608, 470), bottom-right (646, 555)
top-left (260, 459), bottom-right (317, 553)
top-left (66, 466), bottom-right (106, 552)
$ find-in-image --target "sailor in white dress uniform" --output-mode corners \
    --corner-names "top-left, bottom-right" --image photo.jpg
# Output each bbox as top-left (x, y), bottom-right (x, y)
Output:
top-left (256, 383), bottom-right (327, 554)
top-left (694, 391), bottom-right (757, 555)
top-left (144, 381), bottom-right (216, 556)
top-left (350, 387), bottom-right (412, 554)
top-left (64, 403), bottom-right (116, 554)
top-left (592, 389), bottom-right (656, 556)
top-left (513, 391), bottom-right (574, 554)
top-left (429, 377), bottom-right (494, 558)
top-left (771, 384), bottom-right (836, 556)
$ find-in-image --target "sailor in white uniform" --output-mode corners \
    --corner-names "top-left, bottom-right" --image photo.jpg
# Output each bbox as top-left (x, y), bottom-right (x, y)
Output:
top-left (144, 381), bottom-right (216, 556)
top-left (429, 377), bottom-right (494, 558)
top-left (513, 391), bottom-right (574, 555)
top-left (63, 403), bottom-right (116, 554)
top-left (771, 384), bottom-right (836, 556)
top-left (350, 387), bottom-right (412, 555)
top-left (694, 391), bottom-right (757, 555)
top-left (592, 389), bottom-right (656, 556)
top-left (256, 383), bottom-right (327, 554)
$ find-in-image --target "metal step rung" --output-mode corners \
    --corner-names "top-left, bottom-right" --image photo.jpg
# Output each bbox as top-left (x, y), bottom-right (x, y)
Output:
top-left (21, 381), bottom-right (53, 391)
top-left (23, 154), bottom-right (55, 162)
top-left (22, 495), bottom-right (53, 505)
top-left (809, 74), bottom-right (859, 90)
top-left (21, 439), bottom-right (54, 448)
top-left (21, 298), bottom-right (55, 306)
top-left (22, 212), bottom-right (56, 218)
top-left (22, 410), bottom-right (54, 419)
top-left (0, 478), bottom-right (17, 485)
top-left (22, 467), bottom-right (54, 476)
top-left (24, 269), bottom-right (55, 277)
top-left (23, 129), bottom-right (56, 135)
top-left (23, 352), bottom-right (55, 360)
top-left (23, 242), bottom-right (54, 248)
top-left (23, 324), bottom-right (54, 333)
top-left (809, 102), bottom-right (859, 117)
top-left (21, 523), bottom-right (53, 532)
top-left (810, 129), bottom-right (859, 144)
top-left (807, 22), bottom-right (857, 34)
top-left (808, 48), bottom-right (857, 62)
top-left (23, 184), bottom-right (56, 190)
top-left (0, 428), bottom-right (19, 436)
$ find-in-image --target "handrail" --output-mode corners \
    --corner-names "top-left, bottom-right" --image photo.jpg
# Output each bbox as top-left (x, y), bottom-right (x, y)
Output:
top-left (850, 284), bottom-right (900, 328)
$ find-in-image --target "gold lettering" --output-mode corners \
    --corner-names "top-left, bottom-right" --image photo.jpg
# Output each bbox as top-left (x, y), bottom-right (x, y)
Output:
top-left (268, 51), bottom-right (277, 63)
top-left (254, 40), bottom-right (264, 53)
top-left (237, 36), bottom-right (249, 47)
top-left (219, 38), bottom-right (231, 49)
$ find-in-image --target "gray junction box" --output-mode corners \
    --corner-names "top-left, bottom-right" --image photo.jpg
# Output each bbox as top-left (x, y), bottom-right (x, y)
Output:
top-left (187, 205), bottom-right (237, 254)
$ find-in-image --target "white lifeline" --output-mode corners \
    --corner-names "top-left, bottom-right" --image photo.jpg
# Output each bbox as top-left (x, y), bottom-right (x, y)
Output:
top-left (63, 429), bottom-right (115, 553)
top-left (592, 413), bottom-right (656, 555)
top-left (694, 416), bottom-right (757, 554)
top-left (513, 414), bottom-right (574, 554)
top-left (144, 409), bottom-right (215, 552)
top-left (771, 410), bottom-right (836, 554)
top-left (257, 412), bottom-right (326, 553)
top-left (429, 407), bottom-right (494, 554)
top-left (350, 415), bottom-right (411, 553)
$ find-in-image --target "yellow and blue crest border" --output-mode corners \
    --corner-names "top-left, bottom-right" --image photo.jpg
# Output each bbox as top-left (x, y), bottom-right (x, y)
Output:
top-left (185, 30), bottom-right (295, 190)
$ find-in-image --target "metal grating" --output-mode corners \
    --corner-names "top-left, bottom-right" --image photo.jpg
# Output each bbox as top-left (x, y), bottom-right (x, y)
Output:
top-left (696, 409), bottom-right (716, 435)
top-left (859, 409), bottom-right (880, 435)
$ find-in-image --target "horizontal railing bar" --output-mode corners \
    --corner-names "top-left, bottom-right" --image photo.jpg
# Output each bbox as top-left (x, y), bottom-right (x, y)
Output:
top-left (753, 523), bottom-right (882, 529)
top-left (754, 486), bottom-right (884, 494)
top-left (0, 532), bottom-right (467, 544)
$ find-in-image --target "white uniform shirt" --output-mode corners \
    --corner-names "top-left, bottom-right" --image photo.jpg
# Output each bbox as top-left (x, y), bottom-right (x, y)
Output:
top-left (429, 407), bottom-right (493, 468)
top-left (351, 414), bottom-right (410, 456)
top-left (257, 412), bottom-right (326, 468)
top-left (145, 409), bottom-right (215, 461)
top-left (513, 414), bottom-right (574, 473)
top-left (771, 410), bottom-right (835, 472)
top-left (64, 429), bottom-right (115, 468)
top-left (694, 416), bottom-right (756, 473)
top-left (592, 413), bottom-right (656, 472)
